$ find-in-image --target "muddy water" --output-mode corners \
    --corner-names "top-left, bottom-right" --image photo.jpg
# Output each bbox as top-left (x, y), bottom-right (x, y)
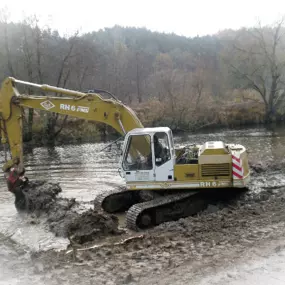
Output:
top-left (0, 125), bottom-right (285, 283)
top-left (1, 126), bottom-right (285, 249)
top-left (0, 142), bottom-right (124, 250)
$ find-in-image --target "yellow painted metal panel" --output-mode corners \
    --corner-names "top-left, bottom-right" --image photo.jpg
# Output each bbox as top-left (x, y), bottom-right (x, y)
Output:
top-left (174, 164), bottom-right (199, 181)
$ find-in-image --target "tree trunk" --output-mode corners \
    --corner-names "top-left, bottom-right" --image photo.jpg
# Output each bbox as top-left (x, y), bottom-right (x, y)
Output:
top-left (265, 76), bottom-right (278, 123)
top-left (44, 114), bottom-right (57, 145)
top-left (136, 52), bottom-right (142, 103)
top-left (265, 102), bottom-right (275, 123)
top-left (26, 109), bottom-right (34, 141)
top-left (44, 33), bottom-right (77, 144)
top-left (3, 24), bottom-right (15, 77)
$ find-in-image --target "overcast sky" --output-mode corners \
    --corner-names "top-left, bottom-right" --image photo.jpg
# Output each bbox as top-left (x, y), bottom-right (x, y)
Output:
top-left (1, 0), bottom-right (284, 37)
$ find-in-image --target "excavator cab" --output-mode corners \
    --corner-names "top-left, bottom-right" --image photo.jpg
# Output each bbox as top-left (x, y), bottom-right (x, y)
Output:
top-left (121, 127), bottom-right (176, 185)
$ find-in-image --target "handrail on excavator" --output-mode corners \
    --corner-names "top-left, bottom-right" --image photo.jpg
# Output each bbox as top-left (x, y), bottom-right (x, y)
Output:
top-left (9, 77), bottom-right (118, 101)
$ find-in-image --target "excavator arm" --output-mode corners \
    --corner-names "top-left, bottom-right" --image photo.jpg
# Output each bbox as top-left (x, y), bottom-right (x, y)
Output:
top-left (0, 77), bottom-right (145, 172)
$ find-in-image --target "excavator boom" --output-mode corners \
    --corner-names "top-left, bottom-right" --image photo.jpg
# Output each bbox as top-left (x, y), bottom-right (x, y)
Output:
top-left (0, 77), bottom-right (144, 171)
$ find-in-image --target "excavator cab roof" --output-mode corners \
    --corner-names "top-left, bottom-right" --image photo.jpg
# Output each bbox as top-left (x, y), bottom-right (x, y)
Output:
top-left (127, 127), bottom-right (171, 136)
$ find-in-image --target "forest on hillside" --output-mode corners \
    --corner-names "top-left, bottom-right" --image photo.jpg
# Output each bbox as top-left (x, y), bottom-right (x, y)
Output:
top-left (1, 10), bottom-right (285, 144)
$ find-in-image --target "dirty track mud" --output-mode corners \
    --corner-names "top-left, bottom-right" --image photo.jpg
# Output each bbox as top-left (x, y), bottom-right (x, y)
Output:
top-left (6, 161), bottom-right (284, 285)
top-left (14, 181), bottom-right (122, 244)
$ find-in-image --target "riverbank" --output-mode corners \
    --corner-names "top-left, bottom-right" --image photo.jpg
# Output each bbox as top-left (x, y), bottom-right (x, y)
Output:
top-left (14, 161), bottom-right (285, 285)
top-left (19, 117), bottom-right (285, 149)
top-left (16, 98), bottom-right (285, 147)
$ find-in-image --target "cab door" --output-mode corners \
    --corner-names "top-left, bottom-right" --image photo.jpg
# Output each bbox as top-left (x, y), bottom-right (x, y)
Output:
top-left (153, 132), bottom-right (174, 182)
top-left (121, 134), bottom-right (155, 183)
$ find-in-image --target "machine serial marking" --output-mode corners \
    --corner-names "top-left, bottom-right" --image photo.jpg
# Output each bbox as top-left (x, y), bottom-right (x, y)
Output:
top-left (60, 104), bottom-right (89, 113)
top-left (200, 181), bottom-right (219, 187)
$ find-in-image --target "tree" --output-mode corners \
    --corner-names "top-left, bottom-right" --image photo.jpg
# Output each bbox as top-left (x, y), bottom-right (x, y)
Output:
top-left (0, 8), bottom-right (15, 77)
top-left (229, 19), bottom-right (285, 122)
top-left (44, 31), bottom-right (79, 143)
top-left (21, 17), bottom-right (37, 141)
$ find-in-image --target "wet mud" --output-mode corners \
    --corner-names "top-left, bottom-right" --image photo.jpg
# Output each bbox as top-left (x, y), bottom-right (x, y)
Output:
top-left (28, 180), bottom-right (285, 285)
top-left (13, 160), bottom-right (284, 285)
top-left (249, 159), bottom-right (285, 175)
top-left (0, 158), bottom-right (284, 285)
top-left (14, 180), bottom-right (122, 244)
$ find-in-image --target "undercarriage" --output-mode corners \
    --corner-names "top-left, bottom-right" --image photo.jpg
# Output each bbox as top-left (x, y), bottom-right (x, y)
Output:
top-left (94, 187), bottom-right (247, 230)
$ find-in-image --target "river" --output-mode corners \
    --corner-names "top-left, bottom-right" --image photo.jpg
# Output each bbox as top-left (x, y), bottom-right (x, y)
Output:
top-left (1, 125), bottom-right (285, 284)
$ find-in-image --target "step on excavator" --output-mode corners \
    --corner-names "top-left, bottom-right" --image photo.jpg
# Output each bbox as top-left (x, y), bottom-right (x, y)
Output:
top-left (0, 77), bottom-right (250, 230)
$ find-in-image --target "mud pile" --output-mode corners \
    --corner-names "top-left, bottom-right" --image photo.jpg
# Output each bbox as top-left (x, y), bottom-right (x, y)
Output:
top-left (17, 180), bottom-right (62, 212)
top-left (14, 180), bottom-right (122, 244)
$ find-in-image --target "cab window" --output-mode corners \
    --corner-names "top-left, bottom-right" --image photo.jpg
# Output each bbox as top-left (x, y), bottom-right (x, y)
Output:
top-left (153, 132), bottom-right (171, 166)
top-left (122, 135), bottom-right (152, 170)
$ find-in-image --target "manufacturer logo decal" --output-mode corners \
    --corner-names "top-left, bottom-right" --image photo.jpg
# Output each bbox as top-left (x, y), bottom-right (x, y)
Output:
top-left (60, 104), bottom-right (89, 113)
top-left (40, 100), bottom-right (55, 110)
top-left (160, 182), bottom-right (171, 189)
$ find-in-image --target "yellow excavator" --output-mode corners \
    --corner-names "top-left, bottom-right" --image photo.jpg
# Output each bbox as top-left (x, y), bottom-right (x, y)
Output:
top-left (0, 77), bottom-right (250, 230)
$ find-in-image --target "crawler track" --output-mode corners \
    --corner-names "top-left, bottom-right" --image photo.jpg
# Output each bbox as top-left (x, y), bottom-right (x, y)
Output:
top-left (94, 188), bottom-right (208, 231)
top-left (94, 187), bottom-right (140, 213)
top-left (126, 191), bottom-right (207, 230)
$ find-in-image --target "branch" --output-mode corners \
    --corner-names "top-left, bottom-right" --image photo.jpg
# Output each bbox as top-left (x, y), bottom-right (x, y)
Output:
top-left (233, 43), bottom-right (263, 57)
top-left (34, 20), bottom-right (43, 83)
top-left (78, 66), bottom-right (89, 90)
top-left (22, 22), bottom-right (34, 82)
top-left (54, 115), bottom-right (68, 138)
top-left (65, 234), bottom-right (145, 255)
top-left (230, 64), bottom-right (267, 103)
top-left (1, 16), bottom-right (15, 77)
top-left (56, 31), bottom-right (79, 87)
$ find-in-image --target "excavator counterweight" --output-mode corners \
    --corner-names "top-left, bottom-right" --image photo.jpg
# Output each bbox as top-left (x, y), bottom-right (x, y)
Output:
top-left (0, 77), bottom-right (250, 230)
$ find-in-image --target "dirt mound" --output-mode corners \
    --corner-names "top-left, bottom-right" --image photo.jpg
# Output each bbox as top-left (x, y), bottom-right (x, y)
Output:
top-left (66, 210), bottom-right (121, 244)
top-left (18, 180), bottom-right (62, 211)
top-left (14, 180), bottom-right (122, 244)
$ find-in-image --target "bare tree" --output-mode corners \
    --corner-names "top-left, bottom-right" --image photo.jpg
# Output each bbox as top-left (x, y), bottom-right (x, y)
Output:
top-left (45, 31), bottom-right (79, 143)
top-left (33, 18), bottom-right (43, 83)
top-left (229, 18), bottom-right (285, 122)
top-left (192, 68), bottom-right (205, 109)
top-left (0, 8), bottom-right (15, 77)
top-left (135, 51), bottom-right (142, 103)
top-left (21, 17), bottom-right (37, 141)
